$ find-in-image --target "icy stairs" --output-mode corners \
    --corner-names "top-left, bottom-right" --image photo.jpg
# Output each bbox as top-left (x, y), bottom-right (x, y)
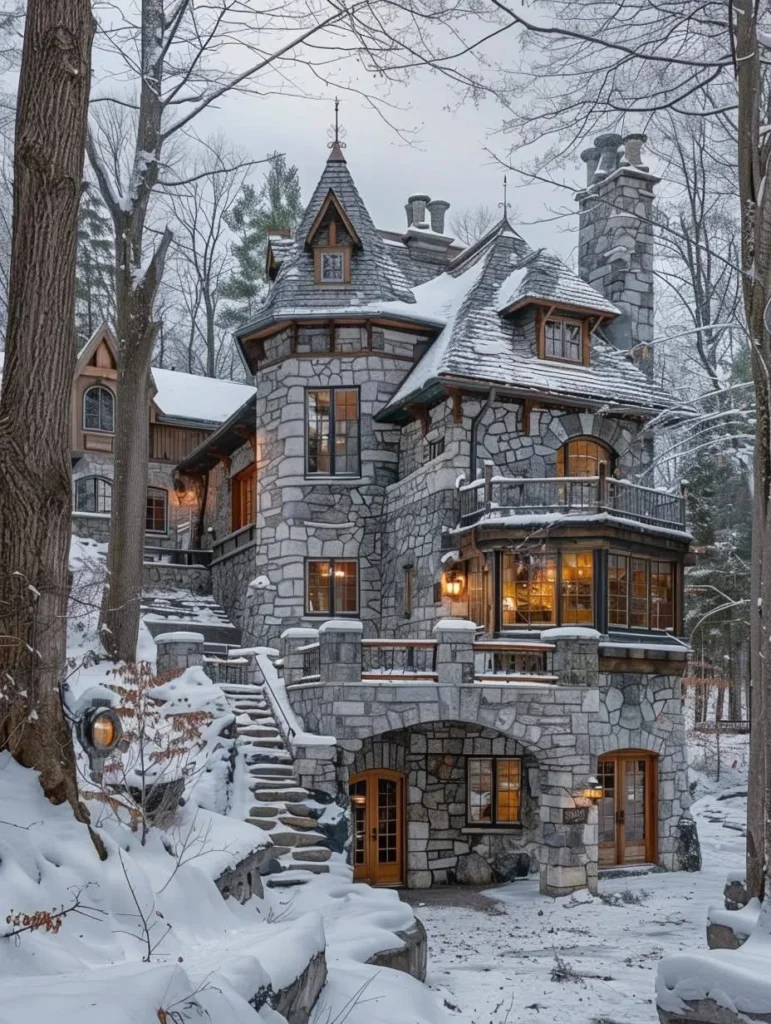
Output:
top-left (219, 680), bottom-right (333, 889)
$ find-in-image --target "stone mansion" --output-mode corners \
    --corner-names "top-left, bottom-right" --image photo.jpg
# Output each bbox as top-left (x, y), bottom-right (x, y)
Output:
top-left (71, 131), bottom-right (699, 897)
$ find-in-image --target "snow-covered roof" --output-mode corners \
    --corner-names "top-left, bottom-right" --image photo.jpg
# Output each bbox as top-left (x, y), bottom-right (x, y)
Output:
top-left (378, 221), bottom-right (670, 419)
top-left (151, 368), bottom-right (255, 426)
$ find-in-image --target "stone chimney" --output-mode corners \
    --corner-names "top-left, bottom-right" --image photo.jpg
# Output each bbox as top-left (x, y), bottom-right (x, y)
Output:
top-left (577, 132), bottom-right (659, 375)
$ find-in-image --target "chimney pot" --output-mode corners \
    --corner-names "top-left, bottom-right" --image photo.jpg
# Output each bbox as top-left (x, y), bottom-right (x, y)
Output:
top-left (621, 133), bottom-right (648, 171)
top-left (580, 147), bottom-right (600, 187)
top-left (427, 199), bottom-right (451, 234)
top-left (592, 133), bottom-right (623, 182)
top-left (408, 193), bottom-right (431, 228)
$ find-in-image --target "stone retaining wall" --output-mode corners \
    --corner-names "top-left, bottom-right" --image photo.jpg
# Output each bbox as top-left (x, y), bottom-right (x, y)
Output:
top-left (143, 562), bottom-right (212, 595)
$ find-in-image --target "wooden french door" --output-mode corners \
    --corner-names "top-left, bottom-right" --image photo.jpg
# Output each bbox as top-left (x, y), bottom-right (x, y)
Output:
top-left (597, 751), bottom-right (657, 867)
top-left (349, 769), bottom-right (404, 886)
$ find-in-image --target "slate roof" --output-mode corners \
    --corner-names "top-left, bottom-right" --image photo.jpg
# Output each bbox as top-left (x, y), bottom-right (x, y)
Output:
top-left (378, 221), bottom-right (671, 419)
top-left (236, 149), bottom-right (416, 339)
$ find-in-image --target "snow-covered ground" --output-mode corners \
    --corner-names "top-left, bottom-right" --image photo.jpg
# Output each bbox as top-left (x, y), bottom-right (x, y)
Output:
top-left (412, 788), bottom-right (747, 1024)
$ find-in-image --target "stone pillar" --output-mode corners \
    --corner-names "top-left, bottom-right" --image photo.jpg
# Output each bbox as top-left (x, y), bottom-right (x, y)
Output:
top-left (539, 773), bottom-right (599, 897)
top-left (541, 627), bottom-right (599, 687)
top-left (318, 619), bottom-right (362, 683)
top-left (155, 631), bottom-right (204, 675)
top-left (281, 626), bottom-right (319, 687)
top-left (433, 618), bottom-right (476, 685)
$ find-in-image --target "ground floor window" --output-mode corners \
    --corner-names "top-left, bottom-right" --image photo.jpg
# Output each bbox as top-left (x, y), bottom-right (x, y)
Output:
top-left (306, 559), bottom-right (358, 615)
top-left (608, 554), bottom-right (675, 631)
top-left (145, 487), bottom-right (168, 533)
top-left (75, 475), bottom-right (112, 514)
top-left (501, 553), bottom-right (557, 626)
top-left (467, 756), bottom-right (521, 825)
top-left (231, 464), bottom-right (256, 532)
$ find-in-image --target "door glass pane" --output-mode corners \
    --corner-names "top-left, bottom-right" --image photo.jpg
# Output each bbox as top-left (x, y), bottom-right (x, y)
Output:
top-left (467, 757), bottom-right (493, 823)
top-left (377, 779), bottom-right (398, 864)
top-left (598, 758), bottom-right (615, 845)
top-left (626, 759), bottom-right (646, 843)
top-left (561, 552), bottom-right (594, 624)
top-left (350, 780), bottom-right (366, 865)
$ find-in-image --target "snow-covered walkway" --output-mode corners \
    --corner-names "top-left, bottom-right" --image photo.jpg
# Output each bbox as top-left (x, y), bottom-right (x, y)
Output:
top-left (411, 791), bottom-right (747, 1024)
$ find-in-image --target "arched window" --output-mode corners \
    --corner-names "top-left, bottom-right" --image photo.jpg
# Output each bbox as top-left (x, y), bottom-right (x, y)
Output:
top-left (146, 487), bottom-right (167, 534)
top-left (75, 476), bottom-right (112, 514)
top-left (557, 438), bottom-right (612, 478)
top-left (83, 385), bottom-right (114, 433)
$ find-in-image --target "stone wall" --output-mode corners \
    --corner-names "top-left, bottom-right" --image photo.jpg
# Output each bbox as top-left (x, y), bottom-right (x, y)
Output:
top-left (72, 512), bottom-right (111, 543)
top-left (213, 542), bottom-right (257, 637)
top-left (142, 562), bottom-right (212, 596)
top-left (353, 722), bottom-right (540, 887)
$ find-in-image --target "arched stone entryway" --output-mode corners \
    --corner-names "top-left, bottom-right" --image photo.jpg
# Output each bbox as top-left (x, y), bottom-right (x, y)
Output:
top-left (348, 721), bottom-right (546, 889)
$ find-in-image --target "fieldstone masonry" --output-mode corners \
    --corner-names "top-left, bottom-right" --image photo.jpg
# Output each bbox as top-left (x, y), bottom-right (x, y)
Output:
top-left (155, 631), bottom-right (205, 674)
top-left (283, 620), bottom-right (696, 895)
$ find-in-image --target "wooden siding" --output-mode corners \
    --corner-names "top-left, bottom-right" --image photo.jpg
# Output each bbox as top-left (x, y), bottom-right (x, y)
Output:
top-left (150, 424), bottom-right (210, 463)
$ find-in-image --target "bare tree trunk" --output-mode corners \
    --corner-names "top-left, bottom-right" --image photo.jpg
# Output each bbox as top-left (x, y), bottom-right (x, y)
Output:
top-left (0, 0), bottom-right (95, 810)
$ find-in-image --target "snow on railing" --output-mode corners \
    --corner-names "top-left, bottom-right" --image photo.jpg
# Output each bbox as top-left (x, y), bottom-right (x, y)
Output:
top-left (361, 638), bottom-right (437, 679)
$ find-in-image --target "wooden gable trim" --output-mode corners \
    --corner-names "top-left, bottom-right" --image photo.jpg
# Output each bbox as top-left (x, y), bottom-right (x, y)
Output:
top-left (75, 323), bottom-right (119, 377)
top-left (502, 296), bottom-right (617, 320)
top-left (305, 190), bottom-right (361, 249)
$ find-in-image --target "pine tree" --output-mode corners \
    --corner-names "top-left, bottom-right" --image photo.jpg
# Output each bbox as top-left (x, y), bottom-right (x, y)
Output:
top-left (76, 183), bottom-right (114, 344)
top-left (219, 153), bottom-right (302, 331)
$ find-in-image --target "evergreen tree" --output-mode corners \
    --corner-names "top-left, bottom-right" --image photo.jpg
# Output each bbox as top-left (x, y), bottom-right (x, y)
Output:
top-left (75, 183), bottom-right (114, 344)
top-left (219, 153), bottom-right (302, 331)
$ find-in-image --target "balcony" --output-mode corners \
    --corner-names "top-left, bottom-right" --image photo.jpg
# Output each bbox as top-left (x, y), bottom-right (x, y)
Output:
top-left (458, 466), bottom-right (687, 533)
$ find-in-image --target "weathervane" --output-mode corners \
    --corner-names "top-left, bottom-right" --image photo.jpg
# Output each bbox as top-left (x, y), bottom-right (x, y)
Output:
top-left (327, 97), bottom-right (347, 151)
top-left (498, 174), bottom-right (510, 216)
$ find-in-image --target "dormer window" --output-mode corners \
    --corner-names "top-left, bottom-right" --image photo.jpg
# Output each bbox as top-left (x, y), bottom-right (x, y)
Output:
top-left (538, 313), bottom-right (589, 366)
top-left (318, 246), bottom-right (347, 283)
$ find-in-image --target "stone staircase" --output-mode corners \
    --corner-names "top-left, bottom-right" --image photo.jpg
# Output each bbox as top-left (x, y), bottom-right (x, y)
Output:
top-left (219, 680), bottom-right (333, 888)
top-left (141, 590), bottom-right (242, 648)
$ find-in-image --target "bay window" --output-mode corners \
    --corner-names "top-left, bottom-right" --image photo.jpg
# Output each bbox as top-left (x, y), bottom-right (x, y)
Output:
top-left (306, 559), bottom-right (358, 615)
top-left (306, 388), bottom-right (360, 476)
top-left (560, 552), bottom-right (594, 624)
top-left (607, 554), bottom-right (676, 631)
top-left (501, 553), bottom-right (557, 626)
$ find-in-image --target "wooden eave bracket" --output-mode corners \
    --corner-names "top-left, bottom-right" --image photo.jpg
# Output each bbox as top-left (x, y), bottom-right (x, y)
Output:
top-left (448, 387), bottom-right (463, 425)
top-left (406, 403), bottom-right (430, 436)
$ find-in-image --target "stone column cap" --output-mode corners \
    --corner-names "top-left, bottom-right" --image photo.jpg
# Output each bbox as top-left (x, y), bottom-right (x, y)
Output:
top-left (318, 618), bottom-right (363, 634)
top-left (433, 618), bottom-right (477, 633)
top-left (281, 626), bottom-right (320, 640)
top-left (154, 630), bottom-right (205, 643)
top-left (541, 627), bottom-right (601, 640)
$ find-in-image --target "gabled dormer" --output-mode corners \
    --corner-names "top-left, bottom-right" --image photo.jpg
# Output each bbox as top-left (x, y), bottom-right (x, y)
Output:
top-left (305, 189), bottom-right (361, 285)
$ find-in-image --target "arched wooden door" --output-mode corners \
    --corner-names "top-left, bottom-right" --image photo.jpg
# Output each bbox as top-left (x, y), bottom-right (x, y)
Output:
top-left (349, 769), bottom-right (405, 886)
top-left (597, 750), bottom-right (658, 867)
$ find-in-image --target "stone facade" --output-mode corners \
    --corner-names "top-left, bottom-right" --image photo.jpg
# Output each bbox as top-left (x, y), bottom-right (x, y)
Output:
top-left (142, 563), bottom-right (212, 595)
top-left (155, 631), bottom-right (205, 674)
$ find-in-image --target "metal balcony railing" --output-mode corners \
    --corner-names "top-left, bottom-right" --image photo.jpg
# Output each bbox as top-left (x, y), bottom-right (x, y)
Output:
top-left (458, 464), bottom-right (687, 532)
top-left (361, 639), bottom-right (438, 680)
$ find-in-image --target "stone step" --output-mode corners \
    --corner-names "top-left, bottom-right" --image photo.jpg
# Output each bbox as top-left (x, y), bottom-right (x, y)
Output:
top-left (291, 847), bottom-right (333, 863)
top-left (284, 801), bottom-right (321, 819)
top-left (277, 814), bottom-right (320, 831)
top-left (240, 726), bottom-right (281, 739)
top-left (247, 788), bottom-right (310, 803)
top-left (275, 860), bottom-right (331, 876)
top-left (270, 830), bottom-right (326, 849)
top-left (247, 806), bottom-right (282, 818)
top-left (243, 753), bottom-right (292, 766)
top-left (247, 765), bottom-right (295, 777)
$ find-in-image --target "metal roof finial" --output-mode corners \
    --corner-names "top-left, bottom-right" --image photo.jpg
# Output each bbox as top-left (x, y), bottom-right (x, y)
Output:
top-left (327, 97), bottom-right (347, 155)
top-left (498, 174), bottom-right (511, 218)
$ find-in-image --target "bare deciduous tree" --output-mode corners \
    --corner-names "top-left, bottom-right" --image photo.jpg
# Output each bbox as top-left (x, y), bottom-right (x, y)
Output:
top-left (0, 0), bottom-right (95, 813)
top-left (450, 204), bottom-right (498, 246)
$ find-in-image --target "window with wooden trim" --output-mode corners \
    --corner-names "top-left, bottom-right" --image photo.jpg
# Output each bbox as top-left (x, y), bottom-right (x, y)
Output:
top-left (560, 551), bottom-right (594, 625)
top-left (306, 388), bottom-right (359, 476)
top-left (607, 554), bottom-right (676, 631)
top-left (83, 385), bottom-right (115, 433)
top-left (539, 315), bottom-right (588, 365)
top-left (231, 464), bottom-right (256, 532)
top-left (467, 558), bottom-right (486, 629)
top-left (75, 476), bottom-right (112, 514)
top-left (403, 565), bottom-right (414, 617)
top-left (145, 487), bottom-right (168, 534)
top-left (501, 553), bottom-right (557, 626)
top-left (557, 438), bottom-right (612, 477)
top-left (467, 757), bottom-right (521, 825)
top-left (306, 559), bottom-right (358, 615)
top-left (314, 222), bottom-right (351, 284)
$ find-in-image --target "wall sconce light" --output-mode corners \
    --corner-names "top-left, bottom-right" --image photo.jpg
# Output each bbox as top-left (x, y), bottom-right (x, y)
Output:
top-left (443, 570), bottom-right (465, 598)
top-left (582, 775), bottom-right (603, 803)
top-left (350, 794), bottom-right (366, 807)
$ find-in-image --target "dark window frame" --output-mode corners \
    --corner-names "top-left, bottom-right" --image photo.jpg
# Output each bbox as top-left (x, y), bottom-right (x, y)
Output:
top-left (403, 565), bottom-right (414, 618)
top-left (606, 552), bottom-right (677, 633)
top-left (83, 384), bottom-right (115, 434)
top-left (145, 487), bottom-right (168, 534)
top-left (538, 313), bottom-right (589, 366)
top-left (304, 557), bottom-right (359, 617)
top-left (305, 386), bottom-right (361, 478)
top-left (466, 755), bottom-right (523, 827)
top-left (75, 475), bottom-right (112, 514)
top-left (427, 437), bottom-right (445, 462)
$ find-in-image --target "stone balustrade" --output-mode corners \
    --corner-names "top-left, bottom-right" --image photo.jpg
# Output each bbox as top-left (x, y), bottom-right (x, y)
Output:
top-left (155, 630), bottom-right (205, 675)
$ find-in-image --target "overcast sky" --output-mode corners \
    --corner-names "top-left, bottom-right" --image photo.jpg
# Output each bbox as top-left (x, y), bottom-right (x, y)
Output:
top-left (195, 74), bottom-right (589, 264)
